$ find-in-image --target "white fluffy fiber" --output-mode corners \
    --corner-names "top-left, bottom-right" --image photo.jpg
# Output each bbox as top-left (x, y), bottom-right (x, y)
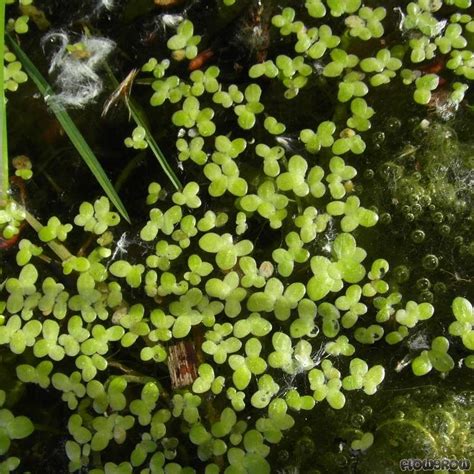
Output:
top-left (100, 0), bottom-right (115, 10)
top-left (42, 31), bottom-right (115, 109)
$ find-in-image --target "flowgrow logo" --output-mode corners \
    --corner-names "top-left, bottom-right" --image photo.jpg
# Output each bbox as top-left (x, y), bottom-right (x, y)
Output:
top-left (400, 458), bottom-right (472, 471)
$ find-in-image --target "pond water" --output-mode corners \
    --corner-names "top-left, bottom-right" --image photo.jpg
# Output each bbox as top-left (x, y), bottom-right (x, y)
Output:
top-left (1, 0), bottom-right (473, 473)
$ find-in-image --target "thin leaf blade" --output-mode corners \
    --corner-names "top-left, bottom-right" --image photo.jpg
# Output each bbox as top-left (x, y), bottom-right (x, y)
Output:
top-left (7, 33), bottom-right (131, 223)
top-left (0, 3), bottom-right (9, 201)
top-left (104, 65), bottom-right (182, 191)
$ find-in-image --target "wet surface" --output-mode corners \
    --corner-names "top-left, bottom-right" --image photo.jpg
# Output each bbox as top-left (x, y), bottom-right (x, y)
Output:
top-left (2, 0), bottom-right (474, 472)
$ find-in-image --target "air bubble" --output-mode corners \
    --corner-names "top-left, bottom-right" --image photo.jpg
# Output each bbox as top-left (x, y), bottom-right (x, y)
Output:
top-left (425, 410), bottom-right (456, 435)
top-left (422, 254), bottom-right (439, 271)
top-left (411, 203), bottom-right (422, 215)
top-left (351, 413), bottom-right (365, 428)
top-left (372, 131), bottom-right (385, 145)
top-left (380, 213), bottom-right (392, 225)
top-left (277, 450), bottom-right (289, 463)
top-left (401, 205), bottom-right (410, 214)
top-left (419, 290), bottom-right (433, 303)
top-left (386, 117), bottom-right (401, 132)
top-left (364, 169), bottom-right (375, 180)
top-left (379, 162), bottom-right (403, 181)
top-left (433, 282), bottom-right (446, 294)
top-left (295, 436), bottom-right (315, 458)
top-left (439, 224), bottom-right (450, 236)
top-left (416, 278), bottom-right (431, 291)
top-left (419, 195), bottom-right (431, 207)
top-left (445, 213), bottom-right (455, 224)
top-left (411, 230), bottom-right (425, 243)
top-left (394, 265), bottom-right (410, 283)
top-left (454, 200), bottom-right (467, 213)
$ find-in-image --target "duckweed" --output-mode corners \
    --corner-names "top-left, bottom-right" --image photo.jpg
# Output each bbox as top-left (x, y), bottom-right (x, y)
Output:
top-left (1, 0), bottom-right (473, 472)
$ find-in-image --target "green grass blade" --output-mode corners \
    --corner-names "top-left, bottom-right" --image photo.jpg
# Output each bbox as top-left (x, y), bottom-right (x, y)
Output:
top-left (6, 33), bottom-right (131, 223)
top-left (0, 3), bottom-right (9, 202)
top-left (129, 98), bottom-right (182, 191)
top-left (105, 66), bottom-right (182, 191)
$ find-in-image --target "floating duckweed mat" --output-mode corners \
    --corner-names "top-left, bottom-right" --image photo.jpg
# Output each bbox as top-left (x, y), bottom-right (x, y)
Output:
top-left (1, 0), bottom-right (473, 473)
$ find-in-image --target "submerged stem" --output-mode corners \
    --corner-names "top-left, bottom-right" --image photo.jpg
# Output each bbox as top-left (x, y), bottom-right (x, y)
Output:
top-left (21, 206), bottom-right (74, 261)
